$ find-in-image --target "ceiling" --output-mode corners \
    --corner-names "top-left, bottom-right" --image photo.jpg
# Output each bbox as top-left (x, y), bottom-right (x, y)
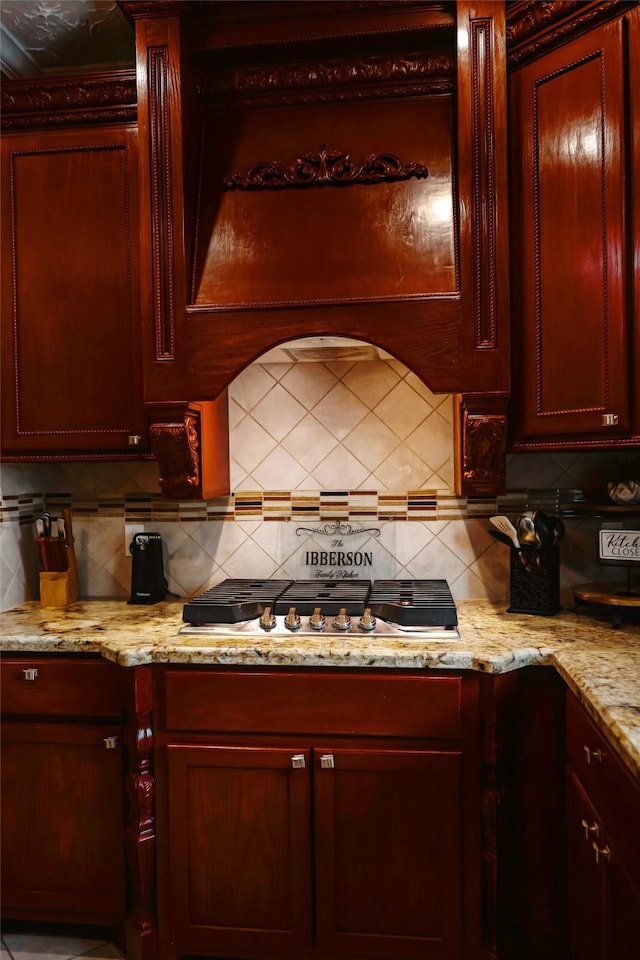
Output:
top-left (0, 0), bottom-right (135, 80)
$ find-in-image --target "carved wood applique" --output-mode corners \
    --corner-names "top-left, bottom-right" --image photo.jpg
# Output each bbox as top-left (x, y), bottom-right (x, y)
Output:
top-left (149, 415), bottom-right (200, 499)
top-left (222, 144), bottom-right (428, 190)
top-left (456, 395), bottom-right (508, 497)
top-left (122, 666), bottom-right (157, 960)
top-left (0, 72), bottom-right (137, 131)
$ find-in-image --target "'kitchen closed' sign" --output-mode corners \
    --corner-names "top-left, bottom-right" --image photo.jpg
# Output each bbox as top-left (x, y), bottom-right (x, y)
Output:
top-left (598, 530), bottom-right (640, 562)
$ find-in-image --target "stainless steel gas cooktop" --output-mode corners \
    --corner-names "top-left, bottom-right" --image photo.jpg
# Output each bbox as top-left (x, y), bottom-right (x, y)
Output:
top-left (180, 579), bottom-right (460, 641)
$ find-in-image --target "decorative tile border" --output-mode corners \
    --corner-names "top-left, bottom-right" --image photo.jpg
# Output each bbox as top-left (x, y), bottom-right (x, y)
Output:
top-left (0, 488), bottom-right (609, 524)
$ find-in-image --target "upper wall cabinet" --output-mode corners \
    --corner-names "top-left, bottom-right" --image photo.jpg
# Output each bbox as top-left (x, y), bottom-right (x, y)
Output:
top-left (508, 1), bottom-right (640, 450)
top-left (0, 98), bottom-right (147, 458)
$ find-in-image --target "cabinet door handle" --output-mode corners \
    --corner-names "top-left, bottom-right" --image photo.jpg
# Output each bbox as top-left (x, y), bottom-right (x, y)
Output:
top-left (128, 435), bottom-right (142, 446)
top-left (592, 842), bottom-right (611, 865)
top-left (320, 754), bottom-right (335, 769)
top-left (291, 754), bottom-right (306, 768)
top-left (601, 413), bottom-right (619, 427)
top-left (22, 668), bottom-right (38, 681)
top-left (581, 818), bottom-right (599, 840)
top-left (103, 736), bottom-right (119, 750)
top-left (583, 745), bottom-right (603, 765)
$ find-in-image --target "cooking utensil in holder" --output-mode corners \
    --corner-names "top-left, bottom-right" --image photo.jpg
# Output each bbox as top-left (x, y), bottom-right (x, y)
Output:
top-left (508, 545), bottom-right (561, 616)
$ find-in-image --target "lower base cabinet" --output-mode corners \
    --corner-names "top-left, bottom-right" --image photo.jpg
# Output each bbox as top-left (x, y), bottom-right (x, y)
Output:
top-left (155, 668), bottom-right (481, 960)
top-left (0, 657), bottom-right (126, 926)
top-left (566, 694), bottom-right (640, 960)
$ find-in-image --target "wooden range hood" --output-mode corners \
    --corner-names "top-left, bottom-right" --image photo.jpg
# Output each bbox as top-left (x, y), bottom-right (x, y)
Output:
top-left (122, 0), bottom-right (511, 499)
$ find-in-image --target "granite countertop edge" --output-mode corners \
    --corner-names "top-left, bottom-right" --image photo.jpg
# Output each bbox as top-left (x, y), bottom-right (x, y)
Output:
top-left (1, 598), bottom-right (639, 782)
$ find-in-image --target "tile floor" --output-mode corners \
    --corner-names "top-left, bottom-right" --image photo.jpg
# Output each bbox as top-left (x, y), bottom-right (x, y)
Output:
top-left (1, 933), bottom-right (124, 960)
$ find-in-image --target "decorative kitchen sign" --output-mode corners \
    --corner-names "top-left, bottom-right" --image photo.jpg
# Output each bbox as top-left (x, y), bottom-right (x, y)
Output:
top-left (598, 530), bottom-right (640, 563)
top-left (296, 521), bottom-right (381, 579)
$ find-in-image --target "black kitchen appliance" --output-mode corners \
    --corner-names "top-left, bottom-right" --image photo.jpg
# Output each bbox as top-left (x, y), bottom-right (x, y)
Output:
top-left (129, 532), bottom-right (167, 604)
top-left (181, 578), bottom-right (459, 640)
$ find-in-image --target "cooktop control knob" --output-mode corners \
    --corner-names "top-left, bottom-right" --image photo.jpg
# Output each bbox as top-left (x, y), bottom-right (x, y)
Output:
top-left (309, 607), bottom-right (326, 631)
top-left (284, 607), bottom-right (301, 631)
top-left (333, 607), bottom-right (351, 632)
top-left (259, 606), bottom-right (277, 631)
top-left (358, 607), bottom-right (377, 632)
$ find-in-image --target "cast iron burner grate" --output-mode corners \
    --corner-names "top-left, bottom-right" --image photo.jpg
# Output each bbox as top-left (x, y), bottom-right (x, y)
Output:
top-left (182, 579), bottom-right (293, 624)
top-left (273, 579), bottom-right (372, 616)
top-left (368, 579), bottom-right (458, 627)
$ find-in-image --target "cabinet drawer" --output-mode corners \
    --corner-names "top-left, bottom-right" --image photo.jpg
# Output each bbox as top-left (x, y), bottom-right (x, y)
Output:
top-left (161, 669), bottom-right (463, 738)
top-left (0, 657), bottom-right (122, 718)
top-left (566, 694), bottom-right (640, 875)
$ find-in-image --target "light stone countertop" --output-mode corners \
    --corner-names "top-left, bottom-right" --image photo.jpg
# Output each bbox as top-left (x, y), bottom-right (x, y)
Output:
top-left (1, 598), bottom-right (639, 783)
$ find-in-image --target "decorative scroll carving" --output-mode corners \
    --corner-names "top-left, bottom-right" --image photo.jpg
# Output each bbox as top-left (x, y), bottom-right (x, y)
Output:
top-left (507, 1), bottom-right (629, 65)
top-left (203, 52), bottom-right (455, 101)
top-left (222, 145), bottom-right (428, 191)
top-left (149, 416), bottom-right (200, 499)
top-left (463, 415), bottom-right (507, 489)
top-left (148, 45), bottom-right (176, 361)
top-left (471, 18), bottom-right (498, 350)
top-left (1, 72), bottom-right (136, 131)
top-left (122, 667), bottom-right (157, 955)
top-left (456, 396), bottom-right (508, 497)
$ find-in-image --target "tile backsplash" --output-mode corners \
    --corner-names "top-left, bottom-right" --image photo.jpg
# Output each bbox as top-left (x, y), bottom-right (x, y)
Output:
top-left (1, 356), bottom-right (638, 611)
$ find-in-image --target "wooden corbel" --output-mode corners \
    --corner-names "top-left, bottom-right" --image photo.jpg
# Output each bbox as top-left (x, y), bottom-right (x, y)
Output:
top-left (454, 394), bottom-right (509, 497)
top-left (147, 398), bottom-right (230, 500)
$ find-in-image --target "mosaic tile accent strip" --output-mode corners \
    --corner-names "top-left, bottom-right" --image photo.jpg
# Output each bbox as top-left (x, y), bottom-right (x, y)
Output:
top-left (1, 488), bottom-right (638, 525)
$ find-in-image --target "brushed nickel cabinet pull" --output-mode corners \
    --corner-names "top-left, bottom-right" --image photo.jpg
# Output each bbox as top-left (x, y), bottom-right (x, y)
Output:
top-left (583, 745), bottom-right (603, 765)
top-left (320, 754), bottom-right (335, 769)
top-left (128, 435), bottom-right (142, 446)
top-left (22, 668), bottom-right (38, 681)
top-left (103, 736), bottom-right (119, 750)
top-left (581, 818), bottom-right (599, 840)
top-left (602, 413), bottom-right (619, 426)
top-left (592, 842), bottom-right (611, 865)
top-left (291, 754), bottom-right (306, 769)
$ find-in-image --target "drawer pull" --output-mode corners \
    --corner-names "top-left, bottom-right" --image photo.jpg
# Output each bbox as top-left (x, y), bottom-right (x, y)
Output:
top-left (601, 413), bottom-right (619, 427)
top-left (103, 736), bottom-right (119, 750)
top-left (592, 842), bottom-right (611, 865)
top-left (581, 818), bottom-right (599, 840)
top-left (22, 668), bottom-right (38, 681)
top-left (583, 745), bottom-right (603, 765)
top-left (320, 754), bottom-right (335, 769)
top-left (291, 754), bottom-right (306, 769)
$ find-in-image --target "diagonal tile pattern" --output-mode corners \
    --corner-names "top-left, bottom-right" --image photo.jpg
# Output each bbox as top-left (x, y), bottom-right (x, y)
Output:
top-left (1, 934), bottom-right (124, 960)
top-left (1, 355), bottom-right (639, 611)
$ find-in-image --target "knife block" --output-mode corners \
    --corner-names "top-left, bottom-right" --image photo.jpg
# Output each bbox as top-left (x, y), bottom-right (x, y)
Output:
top-left (508, 545), bottom-right (561, 616)
top-left (39, 570), bottom-right (79, 607)
top-left (39, 508), bottom-right (79, 607)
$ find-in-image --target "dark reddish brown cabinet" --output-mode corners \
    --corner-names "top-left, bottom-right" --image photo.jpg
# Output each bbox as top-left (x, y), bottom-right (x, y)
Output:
top-left (0, 656), bottom-right (126, 925)
top-left (155, 668), bottom-right (481, 960)
top-left (0, 123), bottom-right (146, 457)
top-left (566, 692), bottom-right (640, 960)
top-left (509, 5), bottom-right (640, 448)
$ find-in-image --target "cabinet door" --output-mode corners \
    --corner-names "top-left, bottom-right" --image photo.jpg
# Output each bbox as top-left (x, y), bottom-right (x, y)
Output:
top-left (165, 744), bottom-right (312, 955)
top-left (0, 125), bottom-right (145, 454)
top-left (567, 772), bottom-right (606, 960)
top-left (510, 18), bottom-right (631, 441)
top-left (314, 747), bottom-right (463, 959)
top-left (0, 721), bottom-right (125, 922)
top-left (608, 844), bottom-right (640, 960)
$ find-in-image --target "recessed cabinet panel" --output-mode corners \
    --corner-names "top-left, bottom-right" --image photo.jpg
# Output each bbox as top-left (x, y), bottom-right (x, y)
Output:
top-left (1, 722), bottom-right (125, 920)
top-left (314, 747), bottom-right (463, 959)
top-left (1, 125), bottom-right (145, 454)
top-left (510, 19), bottom-right (630, 440)
top-left (193, 97), bottom-right (457, 308)
top-left (165, 744), bottom-right (312, 955)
